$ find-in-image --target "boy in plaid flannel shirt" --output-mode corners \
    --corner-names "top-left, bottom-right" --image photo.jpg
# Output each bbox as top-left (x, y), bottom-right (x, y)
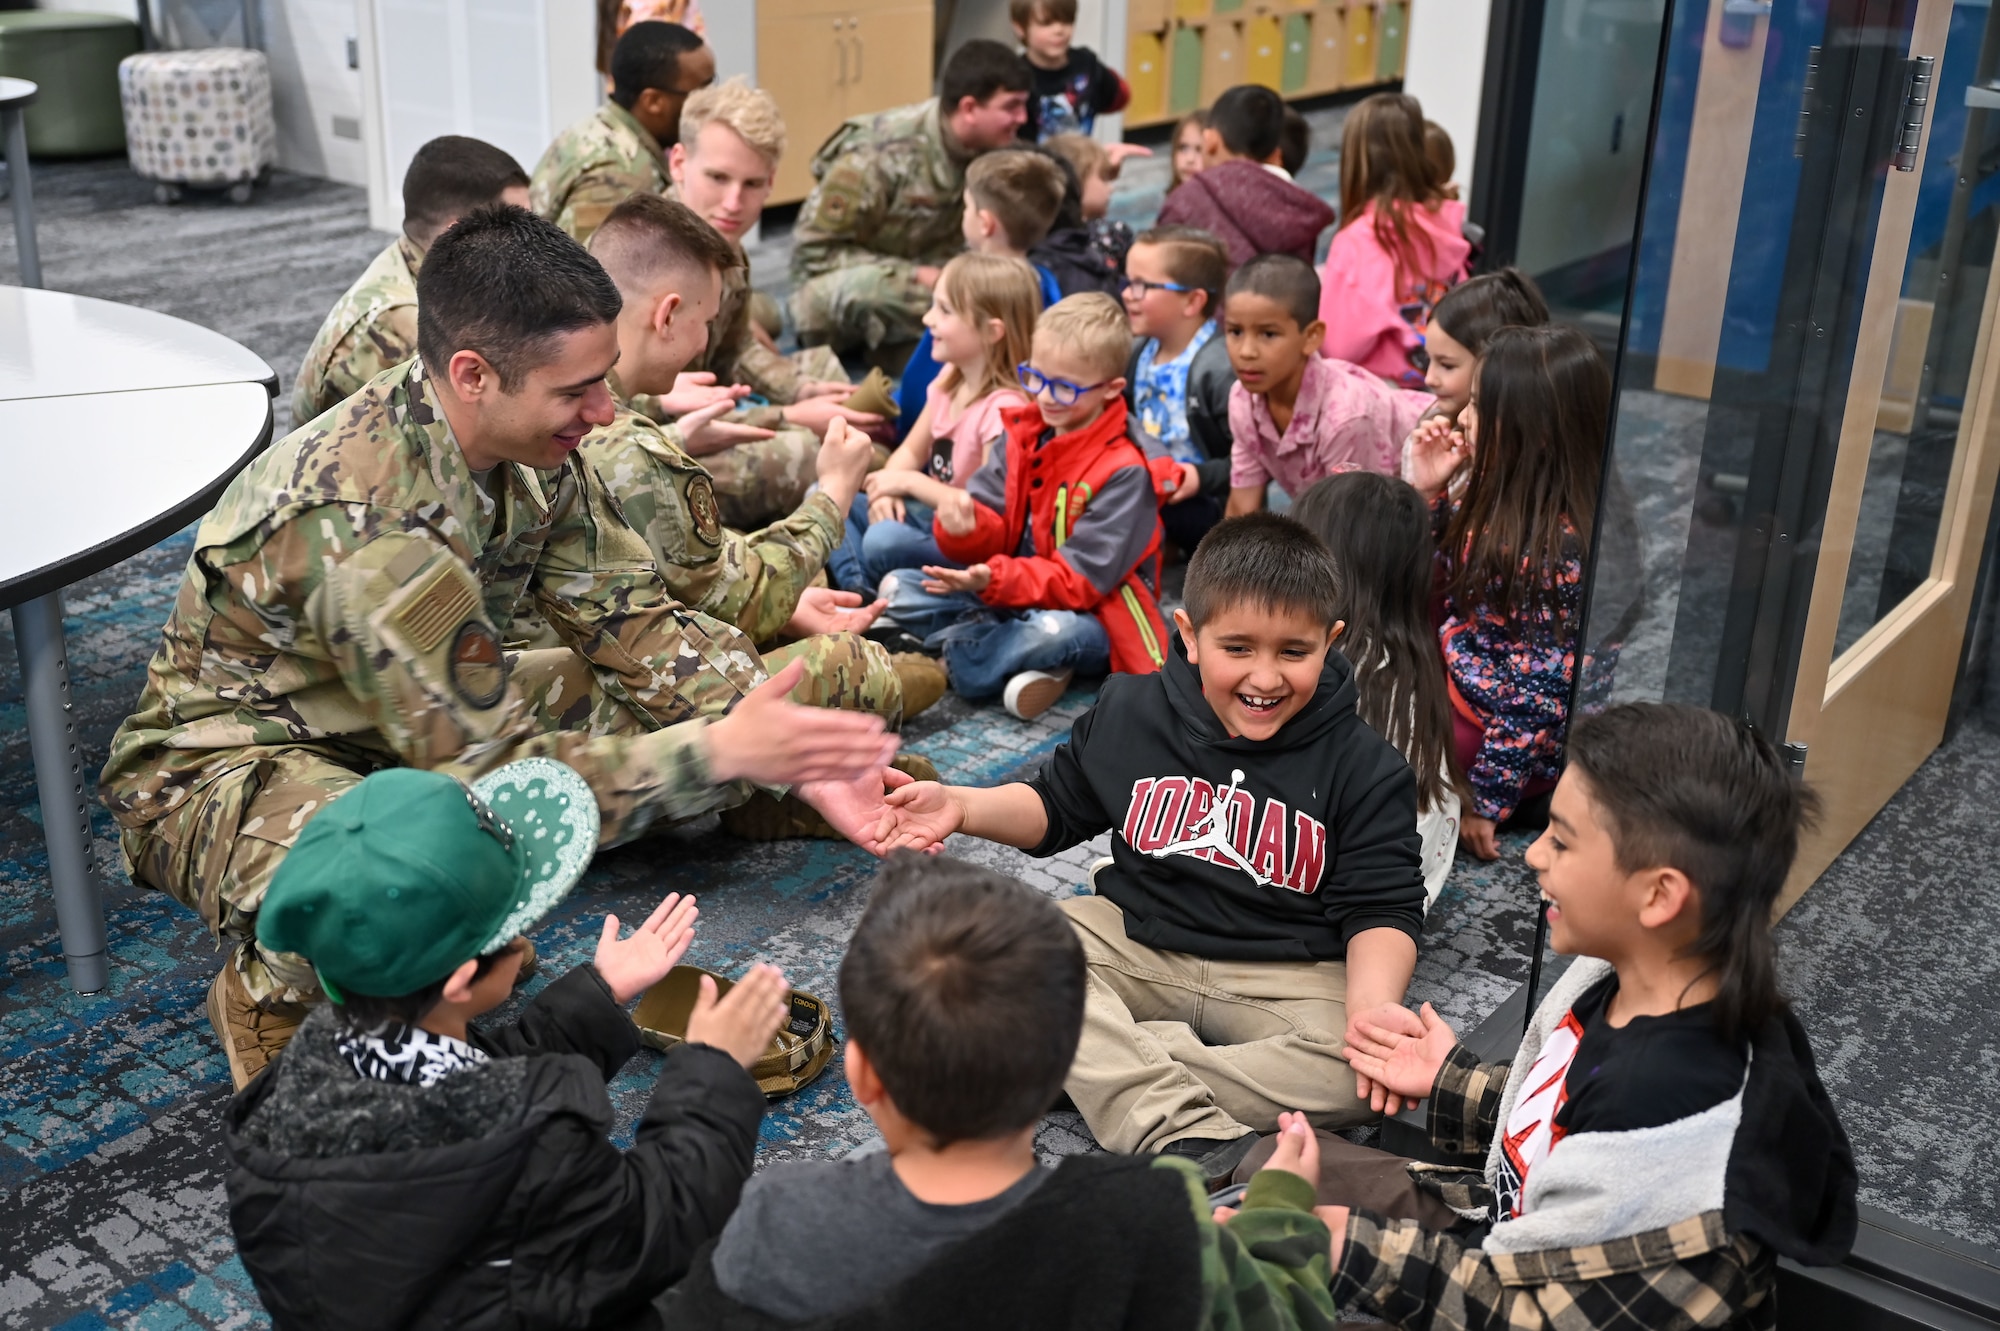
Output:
top-left (1315, 703), bottom-right (1858, 1329)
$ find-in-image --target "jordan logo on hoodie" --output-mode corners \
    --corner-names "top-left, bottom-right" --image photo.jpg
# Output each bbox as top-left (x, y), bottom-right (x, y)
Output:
top-left (1120, 769), bottom-right (1327, 893)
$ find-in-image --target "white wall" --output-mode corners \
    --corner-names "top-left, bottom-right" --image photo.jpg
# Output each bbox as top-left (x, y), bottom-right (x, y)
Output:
top-left (1404, 0), bottom-right (1490, 204)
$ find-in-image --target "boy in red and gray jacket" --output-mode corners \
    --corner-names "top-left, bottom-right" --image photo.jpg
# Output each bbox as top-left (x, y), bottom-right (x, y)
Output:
top-left (878, 292), bottom-right (1168, 721)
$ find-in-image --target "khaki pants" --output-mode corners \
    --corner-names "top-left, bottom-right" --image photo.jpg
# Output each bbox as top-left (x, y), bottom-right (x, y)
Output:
top-left (1061, 893), bottom-right (1374, 1154)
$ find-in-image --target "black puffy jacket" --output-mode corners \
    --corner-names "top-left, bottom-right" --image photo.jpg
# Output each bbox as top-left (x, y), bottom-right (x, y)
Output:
top-left (223, 967), bottom-right (765, 1331)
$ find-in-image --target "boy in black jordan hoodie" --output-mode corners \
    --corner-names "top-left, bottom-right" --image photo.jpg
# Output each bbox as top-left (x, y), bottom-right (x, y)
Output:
top-left (880, 513), bottom-right (1424, 1184)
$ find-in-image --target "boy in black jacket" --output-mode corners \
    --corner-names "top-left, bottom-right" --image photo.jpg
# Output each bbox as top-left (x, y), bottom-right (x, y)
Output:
top-left (224, 758), bottom-right (789, 1331)
top-left (880, 514), bottom-right (1425, 1184)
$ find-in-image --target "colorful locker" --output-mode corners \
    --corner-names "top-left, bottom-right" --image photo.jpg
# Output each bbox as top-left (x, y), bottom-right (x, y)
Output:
top-left (1281, 11), bottom-right (1311, 91)
top-left (1169, 22), bottom-right (1205, 113)
top-left (1128, 27), bottom-right (1167, 121)
top-left (1375, 1), bottom-right (1407, 80)
top-left (1174, 0), bottom-right (1210, 18)
top-left (1199, 18), bottom-right (1245, 105)
top-left (1129, 0), bottom-right (1173, 25)
top-left (1343, 2), bottom-right (1376, 86)
top-left (1309, 1), bottom-right (1345, 91)
top-left (1245, 12), bottom-right (1283, 89)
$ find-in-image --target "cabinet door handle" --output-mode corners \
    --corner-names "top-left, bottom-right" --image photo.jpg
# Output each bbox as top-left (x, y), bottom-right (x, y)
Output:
top-left (836, 21), bottom-right (849, 86)
top-left (850, 33), bottom-right (863, 82)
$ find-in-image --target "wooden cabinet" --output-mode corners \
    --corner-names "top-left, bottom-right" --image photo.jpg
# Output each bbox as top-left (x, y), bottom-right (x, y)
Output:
top-left (761, 0), bottom-right (935, 206)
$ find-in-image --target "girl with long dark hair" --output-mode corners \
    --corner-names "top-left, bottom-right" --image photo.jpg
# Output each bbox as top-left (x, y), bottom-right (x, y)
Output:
top-left (1293, 472), bottom-right (1462, 906)
top-left (1409, 324), bottom-right (1609, 859)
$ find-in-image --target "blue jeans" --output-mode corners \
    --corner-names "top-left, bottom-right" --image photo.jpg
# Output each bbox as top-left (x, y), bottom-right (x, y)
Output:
top-left (830, 495), bottom-right (950, 596)
top-left (879, 568), bottom-right (1111, 700)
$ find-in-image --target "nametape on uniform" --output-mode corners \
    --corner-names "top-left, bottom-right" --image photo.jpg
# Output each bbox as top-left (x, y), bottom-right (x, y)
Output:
top-left (391, 561), bottom-right (481, 655)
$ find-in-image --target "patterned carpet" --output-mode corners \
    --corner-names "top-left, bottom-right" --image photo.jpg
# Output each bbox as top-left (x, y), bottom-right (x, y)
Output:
top-left (3, 108), bottom-right (1991, 1326)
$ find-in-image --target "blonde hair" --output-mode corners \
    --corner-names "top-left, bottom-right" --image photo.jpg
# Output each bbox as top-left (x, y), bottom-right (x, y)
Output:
top-left (1034, 292), bottom-right (1131, 381)
top-left (679, 76), bottom-right (786, 167)
top-left (1045, 132), bottom-right (1114, 183)
top-left (936, 252), bottom-right (1041, 401)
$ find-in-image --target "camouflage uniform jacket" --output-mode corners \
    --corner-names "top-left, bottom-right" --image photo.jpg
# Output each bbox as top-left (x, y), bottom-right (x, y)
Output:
top-left (531, 100), bottom-right (670, 244)
top-left (102, 358), bottom-right (768, 849)
top-left (621, 258), bottom-right (790, 432)
top-left (580, 405), bottom-right (843, 643)
top-left (790, 98), bottom-right (971, 292)
top-left (291, 235), bottom-right (423, 424)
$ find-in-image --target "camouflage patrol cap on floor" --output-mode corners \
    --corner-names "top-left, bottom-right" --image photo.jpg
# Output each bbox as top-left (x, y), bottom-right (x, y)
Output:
top-left (633, 965), bottom-right (836, 1098)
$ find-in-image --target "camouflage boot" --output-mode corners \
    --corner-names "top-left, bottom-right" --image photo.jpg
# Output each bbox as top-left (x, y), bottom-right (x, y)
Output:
top-left (720, 752), bottom-right (941, 841)
top-left (207, 961), bottom-right (307, 1091)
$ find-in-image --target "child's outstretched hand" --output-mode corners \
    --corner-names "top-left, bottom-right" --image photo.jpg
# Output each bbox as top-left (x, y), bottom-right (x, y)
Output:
top-left (1343, 1001), bottom-right (1459, 1106)
top-left (875, 780), bottom-right (965, 852)
top-left (685, 963), bottom-right (790, 1069)
top-left (922, 563), bottom-right (992, 596)
top-left (594, 892), bottom-right (699, 1003)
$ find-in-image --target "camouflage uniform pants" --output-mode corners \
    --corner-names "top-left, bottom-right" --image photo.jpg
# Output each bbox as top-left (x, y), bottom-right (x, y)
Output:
top-left (119, 632), bottom-right (902, 1006)
top-left (705, 427), bottom-right (818, 530)
top-left (788, 264), bottom-right (931, 354)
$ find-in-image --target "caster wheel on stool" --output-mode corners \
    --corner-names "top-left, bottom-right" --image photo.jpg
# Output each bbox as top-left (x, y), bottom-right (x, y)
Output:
top-left (154, 182), bottom-right (183, 205)
top-left (227, 181), bottom-right (254, 204)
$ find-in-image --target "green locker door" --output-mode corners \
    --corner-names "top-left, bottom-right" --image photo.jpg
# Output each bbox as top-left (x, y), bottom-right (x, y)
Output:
top-left (1170, 23), bottom-right (1206, 113)
top-left (1281, 12), bottom-right (1311, 91)
top-left (1375, 1), bottom-right (1407, 80)
top-left (1212, 0), bottom-right (1244, 11)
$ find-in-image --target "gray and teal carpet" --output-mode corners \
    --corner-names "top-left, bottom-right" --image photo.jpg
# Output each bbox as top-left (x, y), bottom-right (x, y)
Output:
top-left (2, 119), bottom-right (1993, 1327)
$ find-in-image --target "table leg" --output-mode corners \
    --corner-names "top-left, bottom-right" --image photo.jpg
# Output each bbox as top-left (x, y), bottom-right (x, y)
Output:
top-left (4, 104), bottom-right (41, 290)
top-left (12, 592), bottom-right (108, 993)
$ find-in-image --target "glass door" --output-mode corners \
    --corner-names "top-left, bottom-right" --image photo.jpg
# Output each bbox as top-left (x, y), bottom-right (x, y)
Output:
top-left (1783, 0), bottom-right (2000, 892)
top-left (1573, 0), bottom-right (2000, 905)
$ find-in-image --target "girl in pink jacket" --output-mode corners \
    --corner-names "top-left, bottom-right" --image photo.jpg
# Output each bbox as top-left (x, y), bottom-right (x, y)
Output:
top-left (1318, 94), bottom-right (1471, 389)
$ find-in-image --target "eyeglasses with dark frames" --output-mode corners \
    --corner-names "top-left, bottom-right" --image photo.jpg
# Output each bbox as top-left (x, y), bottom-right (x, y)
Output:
top-left (1016, 362), bottom-right (1111, 407)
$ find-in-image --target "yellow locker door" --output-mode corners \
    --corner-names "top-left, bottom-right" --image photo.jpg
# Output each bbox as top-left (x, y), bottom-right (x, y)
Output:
top-left (1127, 27), bottom-right (1168, 125)
top-left (1245, 12), bottom-right (1284, 89)
top-left (1343, 2), bottom-right (1376, 86)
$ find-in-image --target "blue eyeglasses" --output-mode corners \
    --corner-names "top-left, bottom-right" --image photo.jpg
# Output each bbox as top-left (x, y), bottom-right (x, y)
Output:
top-left (1122, 276), bottom-right (1194, 297)
top-left (1016, 362), bottom-right (1110, 407)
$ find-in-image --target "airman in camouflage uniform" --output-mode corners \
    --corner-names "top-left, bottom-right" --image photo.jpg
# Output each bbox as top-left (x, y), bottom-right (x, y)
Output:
top-left (614, 365), bottom-right (821, 531)
top-left (291, 235), bottom-right (424, 425)
top-left (789, 98), bottom-right (975, 354)
top-left (101, 358), bottom-right (888, 1039)
top-left (531, 99), bottom-right (673, 246)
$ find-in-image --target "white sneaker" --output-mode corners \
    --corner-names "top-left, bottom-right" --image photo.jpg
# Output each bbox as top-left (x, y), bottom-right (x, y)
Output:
top-left (1003, 668), bottom-right (1074, 721)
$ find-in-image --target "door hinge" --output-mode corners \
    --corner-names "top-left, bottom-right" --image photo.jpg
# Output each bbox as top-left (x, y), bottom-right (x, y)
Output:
top-left (1893, 55), bottom-right (1937, 172)
top-left (1795, 46), bottom-right (1821, 158)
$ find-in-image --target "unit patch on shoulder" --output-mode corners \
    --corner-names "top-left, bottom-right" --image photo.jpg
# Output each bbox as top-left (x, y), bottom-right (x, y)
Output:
top-left (448, 621), bottom-right (509, 709)
top-left (687, 474), bottom-right (723, 546)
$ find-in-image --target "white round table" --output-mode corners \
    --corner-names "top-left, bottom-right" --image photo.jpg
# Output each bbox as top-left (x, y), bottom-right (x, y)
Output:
top-left (1, 285), bottom-right (275, 992)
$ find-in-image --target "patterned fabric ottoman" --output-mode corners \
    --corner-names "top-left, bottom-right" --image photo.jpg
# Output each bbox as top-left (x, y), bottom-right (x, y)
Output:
top-left (118, 47), bottom-right (274, 202)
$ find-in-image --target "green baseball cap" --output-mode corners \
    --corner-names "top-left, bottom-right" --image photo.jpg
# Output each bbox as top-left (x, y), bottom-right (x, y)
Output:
top-left (258, 758), bottom-right (600, 1002)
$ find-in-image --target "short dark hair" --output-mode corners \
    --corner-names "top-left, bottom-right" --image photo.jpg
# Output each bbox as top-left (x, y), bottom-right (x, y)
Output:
top-left (1182, 512), bottom-right (1341, 631)
top-left (417, 205), bottom-right (622, 389)
top-left (1279, 108), bottom-right (1311, 176)
top-left (940, 38), bottom-right (1033, 112)
top-left (610, 20), bottom-right (704, 109)
top-left (1431, 267), bottom-right (1550, 355)
top-left (402, 136), bottom-right (529, 243)
top-left (1009, 0), bottom-right (1076, 23)
top-left (334, 942), bottom-right (516, 1032)
top-left (1133, 224), bottom-right (1229, 317)
top-left (966, 150), bottom-right (1067, 250)
top-left (1565, 704), bottom-right (1818, 1043)
top-left (589, 192), bottom-right (740, 291)
top-left (1209, 84), bottom-right (1286, 162)
top-left (839, 853), bottom-right (1085, 1145)
top-left (1226, 253), bottom-right (1320, 328)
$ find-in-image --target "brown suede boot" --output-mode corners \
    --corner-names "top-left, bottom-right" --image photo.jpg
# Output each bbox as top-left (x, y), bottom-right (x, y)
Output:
top-left (206, 962), bottom-right (306, 1091)
top-left (891, 653), bottom-right (948, 721)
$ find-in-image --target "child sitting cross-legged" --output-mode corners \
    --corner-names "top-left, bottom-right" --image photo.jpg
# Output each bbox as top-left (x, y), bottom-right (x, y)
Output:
top-left (1224, 255), bottom-right (1435, 516)
top-left (831, 252), bottom-right (1038, 600)
top-left (223, 760), bottom-right (793, 1327)
top-left (1297, 704), bottom-right (1859, 1327)
top-left (879, 514), bottom-right (1426, 1187)
top-left (659, 852), bottom-right (1355, 1329)
top-left (879, 292), bottom-right (1171, 721)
